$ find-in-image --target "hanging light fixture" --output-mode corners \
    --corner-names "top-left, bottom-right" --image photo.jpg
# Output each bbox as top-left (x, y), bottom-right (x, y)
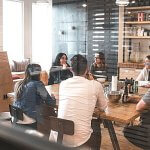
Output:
top-left (82, 0), bottom-right (87, 7)
top-left (116, 0), bottom-right (129, 6)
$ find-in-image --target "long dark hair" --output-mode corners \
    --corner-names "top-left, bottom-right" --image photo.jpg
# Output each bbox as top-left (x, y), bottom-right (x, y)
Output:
top-left (15, 64), bottom-right (41, 100)
top-left (53, 53), bottom-right (68, 66)
top-left (94, 52), bottom-right (105, 67)
top-left (146, 55), bottom-right (150, 60)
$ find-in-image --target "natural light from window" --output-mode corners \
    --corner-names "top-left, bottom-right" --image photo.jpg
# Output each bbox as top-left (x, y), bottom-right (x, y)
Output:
top-left (3, 0), bottom-right (23, 61)
top-left (32, 2), bottom-right (52, 70)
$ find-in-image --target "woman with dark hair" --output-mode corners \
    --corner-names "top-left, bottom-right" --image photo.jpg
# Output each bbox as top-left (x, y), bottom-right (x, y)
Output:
top-left (13, 64), bottom-right (56, 129)
top-left (90, 52), bottom-right (107, 78)
top-left (48, 53), bottom-right (73, 85)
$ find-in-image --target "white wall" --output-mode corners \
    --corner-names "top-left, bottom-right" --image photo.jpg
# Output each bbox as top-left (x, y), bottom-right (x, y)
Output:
top-left (0, 0), bottom-right (3, 51)
top-left (24, 0), bottom-right (32, 59)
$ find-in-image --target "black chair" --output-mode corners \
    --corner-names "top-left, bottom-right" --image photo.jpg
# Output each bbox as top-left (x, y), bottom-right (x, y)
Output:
top-left (9, 104), bottom-right (38, 129)
top-left (9, 104), bottom-right (23, 123)
top-left (49, 116), bottom-right (74, 144)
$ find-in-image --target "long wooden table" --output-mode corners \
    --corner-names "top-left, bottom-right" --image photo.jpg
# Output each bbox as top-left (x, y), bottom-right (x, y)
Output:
top-left (45, 84), bottom-right (144, 150)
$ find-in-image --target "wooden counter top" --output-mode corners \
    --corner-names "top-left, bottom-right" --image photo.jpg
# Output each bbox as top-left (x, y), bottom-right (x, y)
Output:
top-left (118, 63), bottom-right (144, 69)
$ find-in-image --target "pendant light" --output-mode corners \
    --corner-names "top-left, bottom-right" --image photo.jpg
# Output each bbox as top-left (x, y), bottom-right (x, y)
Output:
top-left (116, 0), bottom-right (129, 6)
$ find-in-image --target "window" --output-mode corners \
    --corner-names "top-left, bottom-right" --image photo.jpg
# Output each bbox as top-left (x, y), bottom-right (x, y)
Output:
top-left (3, 0), bottom-right (23, 61)
top-left (32, 2), bottom-right (52, 70)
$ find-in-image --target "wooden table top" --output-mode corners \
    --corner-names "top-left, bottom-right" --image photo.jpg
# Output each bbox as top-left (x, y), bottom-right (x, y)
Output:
top-left (95, 102), bottom-right (140, 124)
top-left (46, 84), bottom-right (143, 124)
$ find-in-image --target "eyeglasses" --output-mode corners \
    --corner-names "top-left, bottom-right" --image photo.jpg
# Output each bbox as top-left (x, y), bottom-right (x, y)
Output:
top-left (144, 62), bottom-right (150, 66)
top-left (95, 57), bottom-right (100, 59)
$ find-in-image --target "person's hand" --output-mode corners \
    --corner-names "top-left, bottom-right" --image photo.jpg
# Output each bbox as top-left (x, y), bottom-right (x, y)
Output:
top-left (127, 95), bottom-right (141, 103)
top-left (86, 72), bottom-right (94, 80)
top-left (143, 84), bottom-right (150, 88)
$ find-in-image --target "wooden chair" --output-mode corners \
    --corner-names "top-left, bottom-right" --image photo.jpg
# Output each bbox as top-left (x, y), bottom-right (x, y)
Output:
top-left (36, 104), bottom-right (58, 135)
top-left (49, 116), bottom-right (74, 144)
top-left (9, 105), bottom-right (23, 123)
top-left (37, 103), bottom-right (58, 119)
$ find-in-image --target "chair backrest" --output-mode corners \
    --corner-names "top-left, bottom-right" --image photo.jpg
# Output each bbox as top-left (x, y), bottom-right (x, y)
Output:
top-left (37, 103), bottom-right (57, 118)
top-left (9, 105), bottom-right (23, 121)
top-left (49, 116), bottom-right (74, 144)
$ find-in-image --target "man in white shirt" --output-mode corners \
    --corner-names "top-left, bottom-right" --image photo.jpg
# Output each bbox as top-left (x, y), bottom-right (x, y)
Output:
top-left (49, 54), bottom-right (107, 149)
top-left (136, 55), bottom-right (150, 81)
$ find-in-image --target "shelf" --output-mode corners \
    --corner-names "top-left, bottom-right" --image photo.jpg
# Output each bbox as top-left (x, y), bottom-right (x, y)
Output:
top-left (126, 6), bottom-right (150, 11)
top-left (125, 36), bottom-right (150, 39)
top-left (125, 21), bottom-right (150, 24)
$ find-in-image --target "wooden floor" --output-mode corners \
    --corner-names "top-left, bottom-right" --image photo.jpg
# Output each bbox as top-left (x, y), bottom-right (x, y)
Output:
top-left (101, 123), bottom-right (142, 150)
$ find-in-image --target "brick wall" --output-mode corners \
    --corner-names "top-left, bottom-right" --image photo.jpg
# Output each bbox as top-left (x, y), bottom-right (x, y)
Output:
top-left (0, 0), bottom-right (3, 51)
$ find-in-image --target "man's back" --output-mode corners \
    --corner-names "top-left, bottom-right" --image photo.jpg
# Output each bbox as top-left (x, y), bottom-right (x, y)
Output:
top-left (57, 76), bottom-right (107, 147)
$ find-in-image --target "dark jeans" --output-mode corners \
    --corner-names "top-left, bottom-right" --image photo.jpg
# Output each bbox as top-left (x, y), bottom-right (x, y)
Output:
top-left (77, 118), bottom-right (101, 150)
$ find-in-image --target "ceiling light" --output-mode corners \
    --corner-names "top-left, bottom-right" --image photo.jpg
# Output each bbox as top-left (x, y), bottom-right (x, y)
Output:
top-left (82, 3), bottom-right (87, 7)
top-left (116, 0), bottom-right (129, 6)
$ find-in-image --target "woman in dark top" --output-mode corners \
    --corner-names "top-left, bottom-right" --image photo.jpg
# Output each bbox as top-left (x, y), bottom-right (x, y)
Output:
top-left (48, 53), bottom-right (73, 85)
top-left (13, 64), bottom-right (56, 129)
top-left (90, 52), bottom-right (107, 78)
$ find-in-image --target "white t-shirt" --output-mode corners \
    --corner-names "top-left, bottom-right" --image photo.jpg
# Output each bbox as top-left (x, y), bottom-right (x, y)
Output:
top-left (136, 68), bottom-right (149, 81)
top-left (49, 76), bottom-right (107, 147)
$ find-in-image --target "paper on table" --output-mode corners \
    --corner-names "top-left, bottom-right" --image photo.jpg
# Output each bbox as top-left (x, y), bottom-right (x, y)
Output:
top-left (111, 76), bottom-right (117, 91)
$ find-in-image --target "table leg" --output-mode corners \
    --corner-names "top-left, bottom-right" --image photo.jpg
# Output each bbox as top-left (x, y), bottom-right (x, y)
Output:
top-left (103, 119), bottom-right (120, 150)
top-left (58, 70), bottom-right (61, 83)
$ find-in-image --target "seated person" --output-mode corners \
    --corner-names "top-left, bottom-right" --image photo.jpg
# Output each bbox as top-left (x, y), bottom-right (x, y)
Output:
top-left (49, 54), bottom-right (107, 149)
top-left (48, 53), bottom-right (73, 85)
top-left (90, 52), bottom-right (107, 79)
top-left (13, 64), bottom-right (56, 130)
top-left (124, 90), bottom-right (150, 149)
top-left (136, 55), bottom-right (150, 81)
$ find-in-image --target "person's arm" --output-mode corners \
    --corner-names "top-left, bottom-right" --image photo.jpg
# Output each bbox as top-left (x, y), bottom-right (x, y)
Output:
top-left (136, 99), bottom-right (148, 112)
top-left (90, 64), bottom-right (95, 75)
top-left (96, 82), bottom-right (107, 111)
top-left (37, 81), bottom-right (56, 106)
top-left (136, 68), bottom-right (145, 81)
top-left (136, 90), bottom-right (150, 111)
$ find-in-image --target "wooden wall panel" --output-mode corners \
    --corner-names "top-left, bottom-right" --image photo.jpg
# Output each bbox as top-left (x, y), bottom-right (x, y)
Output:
top-left (0, 52), bottom-right (13, 112)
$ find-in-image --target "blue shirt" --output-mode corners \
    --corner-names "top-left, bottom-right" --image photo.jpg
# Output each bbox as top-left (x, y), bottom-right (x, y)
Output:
top-left (13, 80), bottom-right (56, 120)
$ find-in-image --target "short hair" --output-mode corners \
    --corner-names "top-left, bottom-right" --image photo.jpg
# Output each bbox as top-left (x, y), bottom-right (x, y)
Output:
top-left (71, 54), bottom-right (87, 76)
top-left (146, 55), bottom-right (150, 60)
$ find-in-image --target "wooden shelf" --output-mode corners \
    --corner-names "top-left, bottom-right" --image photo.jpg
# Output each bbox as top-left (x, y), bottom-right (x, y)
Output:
top-left (126, 6), bottom-right (150, 11)
top-left (125, 36), bottom-right (150, 39)
top-left (125, 21), bottom-right (150, 24)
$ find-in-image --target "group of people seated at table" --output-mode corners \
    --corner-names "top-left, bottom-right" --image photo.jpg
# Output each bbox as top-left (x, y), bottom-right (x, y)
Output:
top-left (124, 55), bottom-right (150, 149)
top-left (11, 53), bottom-right (107, 149)
top-left (48, 52), bottom-right (107, 85)
top-left (11, 52), bottom-right (150, 149)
